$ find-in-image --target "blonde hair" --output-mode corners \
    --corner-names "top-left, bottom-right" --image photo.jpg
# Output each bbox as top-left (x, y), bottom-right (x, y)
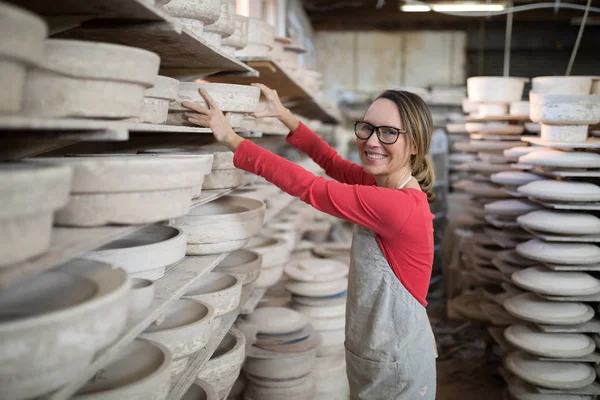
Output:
top-left (376, 90), bottom-right (436, 203)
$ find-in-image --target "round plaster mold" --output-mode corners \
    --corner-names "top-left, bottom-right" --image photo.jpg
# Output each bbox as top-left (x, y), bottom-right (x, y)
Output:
top-left (284, 278), bottom-right (348, 297)
top-left (0, 162), bottom-right (72, 267)
top-left (0, 259), bottom-right (130, 400)
top-left (517, 180), bottom-right (600, 202)
top-left (254, 263), bottom-right (285, 289)
top-left (244, 375), bottom-right (316, 400)
top-left (512, 266), bottom-right (600, 296)
top-left (172, 196), bottom-right (266, 255)
top-left (235, 17), bottom-right (276, 57)
top-left (131, 75), bottom-right (179, 124)
top-left (467, 76), bottom-right (528, 103)
top-left (490, 171), bottom-right (544, 186)
top-left (129, 278), bottom-right (155, 314)
top-left (504, 350), bottom-right (596, 390)
top-left (160, 0), bottom-right (220, 24)
top-left (507, 377), bottom-right (593, 400)
top-left (181, 379), bottom-right (219, 400)
top-left (245, 236), bottom-right (291, 268)
top-left (261, 227), bottom-right (296, 251)
top-left (285, 258), bottom-right (348, 282)
top-left (530, 92), bottom-right (600, 125)
top-left (540, 124), bottom-right (589, 143)
top-left (245, 307), bottom-right (309, 334)
top-left (510, 101), bottom-right (530, 116)
top-left (517, 210), bottom-right (600, 235)
top-left (245, 373), bottom-right (311, 389)
top-left (531, 76), bottom-right (595, 95)
top-left (312, 242), bottom-right (351, 259)
top-left (83, 225), bottom-right (186, 281)
top-left (503, 292), bottom-right (595, 325)
top-left (23, 40), bottom-right (160, 118)
top-left (477, 103), bottom-right (508, 118)
top-left (198, 327), bottom-right (246, 399)
top-left (517, 239), bottom-right (600, 265)
top-left (183, 272), bottom-right (242, 316)
top-left (171, 82), bottom-right (259, 113)
top-left (202, 168), bottom-right (245, 190)
top-left (222, 14), bottom-right (249, 51)
top-left (140, 299), bottom-right (215, 359)
top-left (484, 199), bottom-right (541, 217)
top-left (292, 301), bottom-right (346, 318)
top-left (518, 149), bottom-right (600, 169)
top-left (243, 347), bottom-right (317, 381)
top-left (73, 340), bottom-right (172, 400)
top-left (213, 249), bottom-right (262, 285)
top-left (0, 3), bottom-right (47, 113)
top-left (505, 324), bottom-right (595, 359)
top-left (203, 0), bottom-right (236, 41)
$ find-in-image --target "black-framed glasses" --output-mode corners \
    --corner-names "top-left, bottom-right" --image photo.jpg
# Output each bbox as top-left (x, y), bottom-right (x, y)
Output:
top-left (353, 121), bottom-right (406, 145)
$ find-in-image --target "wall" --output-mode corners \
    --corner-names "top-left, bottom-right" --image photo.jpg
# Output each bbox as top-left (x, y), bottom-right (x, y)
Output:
top-left (313, 31), bottom-right (466, 100)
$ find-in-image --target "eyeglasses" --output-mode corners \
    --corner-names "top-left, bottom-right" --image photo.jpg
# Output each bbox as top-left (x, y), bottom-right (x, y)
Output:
top-left (354, 121), bottom-right (406, 145)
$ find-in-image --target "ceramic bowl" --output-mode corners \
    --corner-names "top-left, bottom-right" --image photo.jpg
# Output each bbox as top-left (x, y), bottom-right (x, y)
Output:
top-left (73, 340), bottom-right (172, 400)
top-left (140, 299), bottom-right (215, 359)
top-left (213, 249), bottom-right (262, 285)
top-left (129, 278), bottom-right (155, 314)
top-left (198, 327), bottom-right (246, 398)
top-left (254, 263), bottom-right (285, 289)
top-left (0, 259), bottom-right (130, 400)
top-left (245, 307), bottom-right (309, 334)
top-left (184, 273), bottom-right (242, 316)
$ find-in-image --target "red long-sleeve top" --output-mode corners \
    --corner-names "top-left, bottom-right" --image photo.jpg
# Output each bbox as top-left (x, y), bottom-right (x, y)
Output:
top-left (233, 122), bottom-right (434, 306)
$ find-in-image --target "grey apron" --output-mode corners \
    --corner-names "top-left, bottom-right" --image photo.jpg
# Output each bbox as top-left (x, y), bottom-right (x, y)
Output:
top-left (345, 224), bottom-right (437, 399)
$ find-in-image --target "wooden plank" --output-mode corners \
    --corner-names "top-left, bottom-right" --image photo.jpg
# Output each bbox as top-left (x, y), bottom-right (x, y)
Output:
top-left (49, 253), bottom-right (228, 400)
top-left (7, 0), bottom-right (172, 21)
top-left (521, 136), bottom-right (600, 150)
top-left (56, 22), bottom-right (256, 77)
top-left (240, 288), bottom-right (267, 315)
top-left (528, 197), bottom-right (600, 211)
top-left (522, 226), bottom-right (600, 243)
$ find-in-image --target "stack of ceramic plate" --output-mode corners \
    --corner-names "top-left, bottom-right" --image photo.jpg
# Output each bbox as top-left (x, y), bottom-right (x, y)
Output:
top-left (241, 307), bottom-right (319, 400)
top-left (282, 258), bottom-right (348, 358)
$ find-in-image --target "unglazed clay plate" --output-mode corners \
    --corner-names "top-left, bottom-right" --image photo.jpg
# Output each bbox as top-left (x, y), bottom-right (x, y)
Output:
top-left (516, 239), bottom-right (600, 265)
top-left (504, 324), bottom-right (595, 358)
top-left (519, 149), bottom-right (600, 169)
top-left (490, 171), bottom-right (545, 186)
top-left (518, 180), bottom-right (600, 202)
top-left (504, 293), bottom-right (595, 325)
top-left (245, 307), bottom-right (308, 335)
top-left (484, 199), bottom-right (542, 217)
top-left (504, 351), bottom-right (596, 390)
top-left (511, 266), bottom-right (600, 296)
top-left (504, 146), bottom-right (543, 161)
top-left (284, 258), bottom-right (348, 282)
top-left (517, 210), bottom-right (600, 235)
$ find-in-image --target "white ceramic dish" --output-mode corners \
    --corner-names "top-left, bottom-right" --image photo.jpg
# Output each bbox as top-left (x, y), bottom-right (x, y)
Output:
top-left (516, 239), bottom-right (600, 265)
top-left (517, 180), bottom-right (600, 202)
top-left (517, 210), bottom-right (600, 235)
top-left (284, 278), bottom-right (348, 297)
top-left (467, 76), bottom-right (528, 103)
top-left (172, 196), bottom-right (266, 255)
top-left (73, 340), bottom-right (172, 400)
top-left (140, 299), bottom-right (215, 359)
top-left (490, 171), bottom-right (544, 186)
top-left (245, 307), bottom-right (308, 334)
top-left (519, 149), bottom-right (600, 169)
top-left (0, 259), bottom-right (130, 400)
top-left (0, 162), bottom-right (72, 267)
top-left (512, 266), bottom-right (600, 296)
top-left (198, 327), bottom-right (246, 399)
top-left (503, 292), bottom-right (595, 325)
top-left (213, 249), bottom-right (262, 285)
top-left (484, 199), bottom-right (541, 217)
top-left (83, 225), bottom-right (186, 281)
top-left (183, 273), bottom-right (242, 316)
top-left (23, 40), bottom-right (160, 118)
top-left (504, 350), bottom-right (596, 390)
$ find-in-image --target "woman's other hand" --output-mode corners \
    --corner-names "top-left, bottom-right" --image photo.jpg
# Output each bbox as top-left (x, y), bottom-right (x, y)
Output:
top-left (251, 83), bottom-right (300, 131)
top-left (182, 88), bottom-right (244, 151)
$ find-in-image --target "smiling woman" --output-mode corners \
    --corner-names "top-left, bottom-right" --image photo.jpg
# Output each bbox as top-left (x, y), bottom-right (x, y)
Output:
top-left (183, 84), bottom-right (437, 400)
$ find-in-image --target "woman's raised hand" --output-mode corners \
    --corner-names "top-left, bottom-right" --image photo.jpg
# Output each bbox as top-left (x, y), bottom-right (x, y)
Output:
top-left (182, 88), bottom-right (244, 151)
top-left (251, 83), bottom-right (300, 131)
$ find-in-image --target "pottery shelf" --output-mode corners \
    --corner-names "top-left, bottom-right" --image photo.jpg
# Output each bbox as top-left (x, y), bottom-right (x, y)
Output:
top-left (48, 252), bottom-right (229, 400)
top-left (0, 185), bottom-right (246, 289)
top-left (204, 57), bottom-right (341, 124)
top-left (9, 0), bottom-right (258, 80)
top-left (466, 115), bottom-right (530, 122)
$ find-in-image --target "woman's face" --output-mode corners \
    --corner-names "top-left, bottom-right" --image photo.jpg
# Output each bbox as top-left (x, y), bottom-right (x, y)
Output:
top-left (357, 98), bottom-right (412, 177)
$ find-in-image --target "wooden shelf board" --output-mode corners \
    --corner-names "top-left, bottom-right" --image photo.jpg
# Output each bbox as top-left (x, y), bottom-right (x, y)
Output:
top-left (55, 21), bottom-right (256, 78)
top-left (466, 115), bottom-right (530, 122)
top-left (0, 186), bottom-right (241, 289)
top-left (521, 136), bottom-right (600, 149)
top-left (49, 252), bottom-right (228, 400)
top-left (0, 116), bottom-right (129, 141)
top-left (205, 58), bottom-right (340, 123)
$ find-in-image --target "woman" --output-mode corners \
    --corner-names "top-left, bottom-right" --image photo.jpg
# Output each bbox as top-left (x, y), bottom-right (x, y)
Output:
top-left (183, 84), bottom-right (437, 400)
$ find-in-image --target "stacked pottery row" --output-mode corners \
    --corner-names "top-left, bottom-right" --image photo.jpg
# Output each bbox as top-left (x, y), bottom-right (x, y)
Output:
top-left (528, 76), bottom-right (600, 143)
top-left (467, 76), bottom-right (531, 119)
top-left (240, 307), bottom-right (320, 400)
top-left (0, 3), bottom-right (165, 121)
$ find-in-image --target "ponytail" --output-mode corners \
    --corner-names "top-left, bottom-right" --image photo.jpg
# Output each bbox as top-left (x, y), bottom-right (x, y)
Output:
top-left (412, 156), bottom-right (436, 203)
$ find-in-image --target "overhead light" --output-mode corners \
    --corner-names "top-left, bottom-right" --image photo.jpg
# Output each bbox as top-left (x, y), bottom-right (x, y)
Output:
top-left (431, 3), bottom-right (505, 11)
top-left (401, 4), bottom-right (432, 11)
